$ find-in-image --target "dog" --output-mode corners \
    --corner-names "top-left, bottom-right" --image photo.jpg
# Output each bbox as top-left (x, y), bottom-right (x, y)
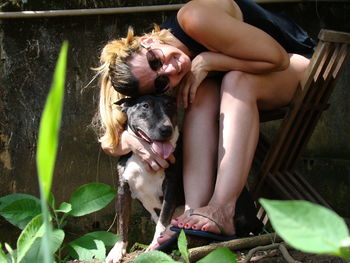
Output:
top-left (105, 94), bottom-right (182, 263)
top-left (106, 94), bottom-right (263, 263)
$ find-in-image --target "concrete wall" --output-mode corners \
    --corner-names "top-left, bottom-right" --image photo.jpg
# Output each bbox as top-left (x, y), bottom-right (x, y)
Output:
top-left (0, 0), bottom-right (349, 247)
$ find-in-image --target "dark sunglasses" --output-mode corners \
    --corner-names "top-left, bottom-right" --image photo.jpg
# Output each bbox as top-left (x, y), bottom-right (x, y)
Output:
top-left (145, 48), bottom-right (170, 94)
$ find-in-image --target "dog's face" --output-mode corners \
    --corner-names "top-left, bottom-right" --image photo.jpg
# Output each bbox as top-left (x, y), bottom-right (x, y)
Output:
top-left (116, 94), bottom-right (177, 159)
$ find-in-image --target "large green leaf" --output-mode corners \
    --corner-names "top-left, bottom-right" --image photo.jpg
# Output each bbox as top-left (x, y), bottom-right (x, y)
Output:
top-left (133, 250), bottom-right (178, 263)
top-left (260, 199), bottom-right (350, 257)
top-left (36, 42), bottom-right (68, 263)
top-left (17, 214), bottom-right (45, 262)
top-left (36, 41), bottom-right (68, 200)
top-left (197, 247), bottom-right (237, 263)
top-left (21, 229), bottom-right (64, 263)
top-left (67, 235), bottom-right (106, 261)
top-left (69, 183), bottom-right (116, 217)
top-left (0, 194), bottom-right (40, 210)
top-left (178, 230), bottom-right (189, 263)
top-left (83, 231), bottom-right (119, 248)
top-left (0, 196), bottom-right (41, 229)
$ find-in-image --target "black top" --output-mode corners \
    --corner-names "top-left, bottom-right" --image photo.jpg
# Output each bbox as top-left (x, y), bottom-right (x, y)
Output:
top-left (160, 0), bottom-right (315, 55)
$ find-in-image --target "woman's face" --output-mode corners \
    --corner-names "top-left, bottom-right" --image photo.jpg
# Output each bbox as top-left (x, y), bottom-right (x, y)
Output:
top-left (129, 42), bottom-right (191, 95)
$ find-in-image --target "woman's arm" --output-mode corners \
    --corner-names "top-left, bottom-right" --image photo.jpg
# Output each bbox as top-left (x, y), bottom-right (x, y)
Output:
top-left (178, 0), bottom-right (289, 72)
top-left (178, 50), bottom-right (290, 108)
top-left (101, 130), bottom-right (132, 157)
top-left (195, 51), bottom-right (289, 75)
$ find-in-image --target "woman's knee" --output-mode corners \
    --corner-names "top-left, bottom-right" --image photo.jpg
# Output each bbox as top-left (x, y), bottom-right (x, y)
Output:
top-left (187, 78), bottom-right (220, 115)
top-left (221, 71), bottom-right (258, 102)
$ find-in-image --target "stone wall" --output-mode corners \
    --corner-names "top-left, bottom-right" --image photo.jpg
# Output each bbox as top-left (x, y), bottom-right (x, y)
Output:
top-left (0, 0), bottom-right (349, 247)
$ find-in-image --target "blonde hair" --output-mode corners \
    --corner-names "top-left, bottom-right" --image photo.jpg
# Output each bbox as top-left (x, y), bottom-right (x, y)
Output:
top-left (94, 25), bottom-right (174, 147)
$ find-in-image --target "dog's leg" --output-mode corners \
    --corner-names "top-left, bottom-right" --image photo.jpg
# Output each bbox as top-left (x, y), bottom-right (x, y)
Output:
top-left (106, 179), bottom-right (132, 263)
top-left (148, 160), bottom-right (182, 249)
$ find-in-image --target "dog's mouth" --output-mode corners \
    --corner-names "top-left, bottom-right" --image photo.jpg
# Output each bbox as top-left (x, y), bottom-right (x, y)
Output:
top-left (136, 129), bottom-right (174, 159)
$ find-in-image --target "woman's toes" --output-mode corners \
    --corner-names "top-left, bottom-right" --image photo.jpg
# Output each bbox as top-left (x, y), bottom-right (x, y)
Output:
top-left (183, 217), bottom-right (201, 229)
top-left (171, 218), bottom-right (179, 226)
top-left (178, 215), bottom-right (195, 228)
top-left (171, 212), bottom-right (189, 227)
top-left (201, 221), bottom-right (218, 233)
top-left (192, 220), bottom-right (206, 231)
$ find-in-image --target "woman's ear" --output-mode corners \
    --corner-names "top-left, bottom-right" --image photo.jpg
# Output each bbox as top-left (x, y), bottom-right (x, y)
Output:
top-left (140, 36), bottom-right (159, 48)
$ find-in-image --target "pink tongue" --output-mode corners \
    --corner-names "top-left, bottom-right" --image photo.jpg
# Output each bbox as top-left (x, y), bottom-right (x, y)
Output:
top-left (151, 141), bottom-right (174, 159)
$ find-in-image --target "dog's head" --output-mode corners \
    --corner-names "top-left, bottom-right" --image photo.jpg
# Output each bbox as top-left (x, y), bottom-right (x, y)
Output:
top-left (115, 94), bottom-right (178, 159)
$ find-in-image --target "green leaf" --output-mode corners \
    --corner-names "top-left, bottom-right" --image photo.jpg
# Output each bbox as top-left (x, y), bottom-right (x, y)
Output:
top-left (133, 250), bottom-right (178, 263)
top-left (178, 230), bottom-right (189, 263)
top-left (260, 199), bottom-right (350, 257)
top-left (67, 235), bottom-right (106, 261)
top-left (0, 194), bottom-right (40, 210)
top-left (17, 214), bottom-right (45, 262)
top-left (55, 202), bottom-right (72, 213)
top-left (36, 42), bottom-right (68, 263)
top-left (36, 41), bottom-right (68, 200)
top-left (197, 247), bottom-right (237, 263)
top-left (0, 197), bottom-right (41, 230)
top-left (0, 244), bottom-right (8, 263)
top-left (69, 183), bottom-right (116, 217)
top-left (21, 229), bottom-right (65, 263)
top-left (83, 231), bottom-right (119, 248)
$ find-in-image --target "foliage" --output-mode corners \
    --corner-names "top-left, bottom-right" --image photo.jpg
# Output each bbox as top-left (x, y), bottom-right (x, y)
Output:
top-left (134, 229), bottom-right (237, 263)
top-left (0, 184), bottom-right (117, 262)
top-left (0, 43), bottom-right (118, 263)
top-left (260, 199), bottom-right (350, 260)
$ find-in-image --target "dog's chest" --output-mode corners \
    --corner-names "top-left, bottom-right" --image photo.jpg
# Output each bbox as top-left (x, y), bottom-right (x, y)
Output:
top-left (120, 155), bottom-right (164, 212)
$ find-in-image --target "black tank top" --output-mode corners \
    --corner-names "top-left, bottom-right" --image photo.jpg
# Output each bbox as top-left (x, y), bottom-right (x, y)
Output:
top-left (160, 0), bottom-right (315, 55)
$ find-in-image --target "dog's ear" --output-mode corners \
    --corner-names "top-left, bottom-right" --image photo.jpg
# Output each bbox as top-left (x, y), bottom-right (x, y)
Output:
top-left (114, 97), bottom-right (135, 112)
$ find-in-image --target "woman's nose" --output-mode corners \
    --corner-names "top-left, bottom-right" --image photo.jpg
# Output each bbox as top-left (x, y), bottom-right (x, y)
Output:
top-left (162, 63), bottom-right (178, 75)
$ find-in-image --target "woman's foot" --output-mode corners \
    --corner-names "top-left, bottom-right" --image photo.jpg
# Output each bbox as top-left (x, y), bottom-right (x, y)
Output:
top-left (149, 226), bottom-right (178, 250)
top-left (171, 205), bottom-right (236, 236)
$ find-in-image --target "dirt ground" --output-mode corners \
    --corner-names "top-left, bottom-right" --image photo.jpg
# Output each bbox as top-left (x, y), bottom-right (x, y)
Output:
top-left (116, 248), bottom-right (348, 263)
top-left (66, 250), bottom-right (347, 263)
top-left (66, 236), bottom-right (349, 263)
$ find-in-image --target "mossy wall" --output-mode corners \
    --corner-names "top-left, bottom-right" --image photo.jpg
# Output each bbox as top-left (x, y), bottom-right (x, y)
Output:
top-left (0, 0), bottom-right (349, 247)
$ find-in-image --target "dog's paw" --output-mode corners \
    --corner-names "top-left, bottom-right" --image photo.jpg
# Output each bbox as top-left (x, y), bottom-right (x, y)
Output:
top-left (105, 241), bottom-right (127, 263)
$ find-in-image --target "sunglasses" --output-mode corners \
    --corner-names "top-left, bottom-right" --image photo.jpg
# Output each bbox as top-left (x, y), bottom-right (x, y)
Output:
top-left (145, 48), bottom-right (170, 94)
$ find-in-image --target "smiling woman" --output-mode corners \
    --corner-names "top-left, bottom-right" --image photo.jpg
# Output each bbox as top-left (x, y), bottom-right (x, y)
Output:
top-left (93, 0), bottom-right (316, 262)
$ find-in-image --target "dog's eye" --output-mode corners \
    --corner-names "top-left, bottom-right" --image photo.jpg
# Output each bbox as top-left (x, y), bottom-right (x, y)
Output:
top-left (142, 103), bottom-right (149, 109)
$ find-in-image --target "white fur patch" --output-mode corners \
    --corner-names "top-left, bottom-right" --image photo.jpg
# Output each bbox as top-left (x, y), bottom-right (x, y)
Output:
top-left (122, 127), bottom-right (179, 223)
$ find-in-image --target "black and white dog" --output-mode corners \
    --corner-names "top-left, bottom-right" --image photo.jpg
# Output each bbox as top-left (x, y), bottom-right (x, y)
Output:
top-left (106, 94), bottom-right (263, 263)
top-left (106, 94), bottom-right (182, 263)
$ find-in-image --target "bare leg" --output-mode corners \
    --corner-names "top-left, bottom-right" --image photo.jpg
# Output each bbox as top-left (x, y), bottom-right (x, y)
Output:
top-left (156, 78), bottom-right (220, 246)
top-left (182, 78), bottom-right (221, 209)
top-left (178, 54), bottom-right (310, 235)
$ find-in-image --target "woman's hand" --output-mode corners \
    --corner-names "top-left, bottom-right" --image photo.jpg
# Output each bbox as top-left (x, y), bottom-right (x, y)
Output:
top-left (178, 53), bottom-right (209, 108)
top-left (124, 131), bottom-right (175, 173)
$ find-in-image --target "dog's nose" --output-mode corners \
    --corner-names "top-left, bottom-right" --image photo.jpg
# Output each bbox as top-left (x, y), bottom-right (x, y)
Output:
top-left (159, 125), bottom-right (173, 138)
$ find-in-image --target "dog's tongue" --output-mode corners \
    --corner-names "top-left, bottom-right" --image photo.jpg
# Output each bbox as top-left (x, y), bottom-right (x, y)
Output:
top-left (151, 141), bottom-right (174, 159)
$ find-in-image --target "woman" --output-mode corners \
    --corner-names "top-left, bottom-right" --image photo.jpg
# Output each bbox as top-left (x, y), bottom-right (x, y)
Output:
top-left (95, 0), bottom-right (314, 260)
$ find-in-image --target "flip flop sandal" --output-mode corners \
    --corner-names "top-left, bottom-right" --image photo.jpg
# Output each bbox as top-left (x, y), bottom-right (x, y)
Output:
top-left (156, 232), bottom-right (179, 252)
top-left (171, 208), bottom-right (237, 242)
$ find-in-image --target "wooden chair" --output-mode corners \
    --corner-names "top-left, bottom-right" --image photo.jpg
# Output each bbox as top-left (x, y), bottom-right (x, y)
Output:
top-left (252, 29), bottom-right (350, 218)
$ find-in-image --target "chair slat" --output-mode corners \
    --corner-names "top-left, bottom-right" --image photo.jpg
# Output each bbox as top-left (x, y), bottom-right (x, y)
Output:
top-left (254, 29), bottom-right (350, 207)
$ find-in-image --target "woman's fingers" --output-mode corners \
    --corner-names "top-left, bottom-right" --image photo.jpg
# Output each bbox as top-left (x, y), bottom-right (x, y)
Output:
top-left (167, 154), bottom-right (176, 164)
top-left (189, 81), bottom-right (200, 105)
